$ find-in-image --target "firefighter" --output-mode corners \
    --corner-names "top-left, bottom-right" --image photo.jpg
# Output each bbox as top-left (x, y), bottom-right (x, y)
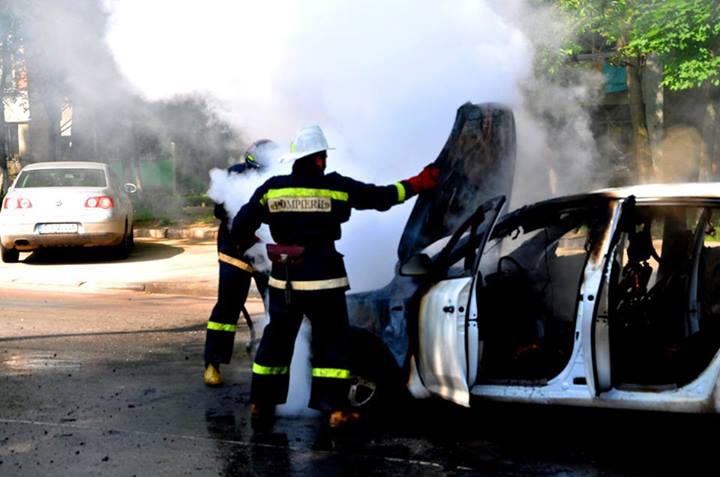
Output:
top-left (230, 125), bottom-right (440, 429)
top-left (203, 139), bottom-right (274, 387)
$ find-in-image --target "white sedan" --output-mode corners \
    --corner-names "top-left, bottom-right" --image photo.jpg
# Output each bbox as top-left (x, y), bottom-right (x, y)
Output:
top-left (0, 161), bottom-right (136, 262)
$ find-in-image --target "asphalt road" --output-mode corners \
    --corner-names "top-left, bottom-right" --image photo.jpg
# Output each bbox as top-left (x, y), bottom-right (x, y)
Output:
top-left (1, 289), bottom-right (499, 476)
top-left (1, 259), bottom-right (719, 475)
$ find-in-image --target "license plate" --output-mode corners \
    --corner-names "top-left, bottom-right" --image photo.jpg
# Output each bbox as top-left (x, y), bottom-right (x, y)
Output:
top-left (38, 223), bottom-right (79, 234)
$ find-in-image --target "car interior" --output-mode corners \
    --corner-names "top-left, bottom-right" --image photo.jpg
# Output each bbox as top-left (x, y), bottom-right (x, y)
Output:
top-left (475, 204), bottom-right (609, 384)
top-left (607, 205), bottom-right (720, 389)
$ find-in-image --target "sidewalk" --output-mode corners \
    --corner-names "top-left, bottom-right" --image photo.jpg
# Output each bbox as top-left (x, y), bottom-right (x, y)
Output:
top-left (0, 228), bottom-right (229, 298)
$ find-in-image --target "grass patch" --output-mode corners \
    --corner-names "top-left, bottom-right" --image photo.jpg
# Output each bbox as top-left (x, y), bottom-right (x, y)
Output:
top-left (131, 191), bottom-right (217, 227)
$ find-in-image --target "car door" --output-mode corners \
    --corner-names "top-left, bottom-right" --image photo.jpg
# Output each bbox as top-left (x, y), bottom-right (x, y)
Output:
top-left (415, 196), bottom-right (505, 406)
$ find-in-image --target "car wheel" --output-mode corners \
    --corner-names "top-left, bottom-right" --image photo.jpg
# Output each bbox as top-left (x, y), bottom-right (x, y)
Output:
top-left (114, 235), bottom-right (131, 259)
top-left (348, 327), bottom-right (409, 413)
top-left (1, 244), bottom-right (19, 263)
top-left (114, 222), bottom-right (134, 259)
top-left (126, 228), bottom-right (135, 251)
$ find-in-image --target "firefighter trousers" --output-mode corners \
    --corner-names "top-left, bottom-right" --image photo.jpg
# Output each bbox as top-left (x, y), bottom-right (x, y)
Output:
top-left (204, 258), bottom-right (268, 366)
top-left (251, 288), bottom-right (352, 411)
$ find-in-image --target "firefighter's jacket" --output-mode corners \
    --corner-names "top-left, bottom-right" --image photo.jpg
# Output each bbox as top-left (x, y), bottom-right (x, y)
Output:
top-left (231, 171), bottom-right (414, 289)
top-left (215, 162), bottom-right (252, 260)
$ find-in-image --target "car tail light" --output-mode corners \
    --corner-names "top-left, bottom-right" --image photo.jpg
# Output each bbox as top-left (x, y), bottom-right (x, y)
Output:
top-left (3, 197), bottom-right (32, 209)
top-left (85, 196), bottom-right (115, 209)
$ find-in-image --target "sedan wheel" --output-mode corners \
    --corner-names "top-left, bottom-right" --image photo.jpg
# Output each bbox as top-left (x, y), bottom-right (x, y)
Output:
top-left (126, 228), bottom-right (135, 251)
top-left (1, 244), bottom-right (19, 263)
top-left (114, 222), bottom-right (134, 259)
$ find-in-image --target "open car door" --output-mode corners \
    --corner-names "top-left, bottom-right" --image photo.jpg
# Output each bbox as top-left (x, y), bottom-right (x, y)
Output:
top-left (415, 196), bottom-right (505, 407)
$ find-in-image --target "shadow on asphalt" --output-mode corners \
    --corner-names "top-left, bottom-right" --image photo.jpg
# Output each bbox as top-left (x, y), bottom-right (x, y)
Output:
top-left (20, 241), bottom-right (184, 265)
top-left (0, 323), bottom-right (206, 342)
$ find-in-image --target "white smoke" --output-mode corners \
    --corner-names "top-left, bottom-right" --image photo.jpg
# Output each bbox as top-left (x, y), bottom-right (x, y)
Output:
top-left (206, 141), bottom-right (287, 220)
top-left (106, 0), bottom-right (538, 291)
top-left (276, 319), bottom-right (319, 417)
top-left (105, 0), bottom-right (601, 415)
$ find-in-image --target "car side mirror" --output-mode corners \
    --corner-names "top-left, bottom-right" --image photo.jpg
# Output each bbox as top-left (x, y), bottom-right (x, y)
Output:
top-left (400, 253), bottom-right (433, 277)
top-left (123, 183), bottom-right (138, 194)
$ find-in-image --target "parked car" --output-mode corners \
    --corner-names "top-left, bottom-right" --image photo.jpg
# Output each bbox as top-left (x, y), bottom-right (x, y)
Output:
top-left (345, 103), bottom-right (720, 414)
top-left (0, 161), bottom-right (136, 262)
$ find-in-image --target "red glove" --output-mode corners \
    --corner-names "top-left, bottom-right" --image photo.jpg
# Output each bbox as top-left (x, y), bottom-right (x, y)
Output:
top-left (406, 164), bottom-right (441, 194)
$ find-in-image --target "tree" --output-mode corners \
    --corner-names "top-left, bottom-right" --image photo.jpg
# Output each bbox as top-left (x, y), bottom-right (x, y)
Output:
top-left (0, 8), bottom-right (23, 195)
top-left (153, 95), bottom-right (246, 194)
top-left (556, 0), bottom-right (720, 182)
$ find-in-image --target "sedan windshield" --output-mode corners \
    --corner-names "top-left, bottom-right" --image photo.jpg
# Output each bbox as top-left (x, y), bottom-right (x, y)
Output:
top-left (15, 169), bottom-right (107, 188)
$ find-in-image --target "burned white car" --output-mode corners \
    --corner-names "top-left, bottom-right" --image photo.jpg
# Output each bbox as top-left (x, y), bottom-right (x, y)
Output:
top-left (347, 103), bottom-right (720, 414)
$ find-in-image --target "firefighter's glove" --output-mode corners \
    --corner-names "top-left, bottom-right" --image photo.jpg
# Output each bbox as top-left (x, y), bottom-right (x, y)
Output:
top-left (406, 165), bottom-right (441, 194)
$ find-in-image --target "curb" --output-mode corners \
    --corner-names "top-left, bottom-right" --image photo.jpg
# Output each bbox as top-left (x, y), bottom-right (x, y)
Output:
top-left (6, 278), bottom-right (262, 299)
top-left (141, 280), bottom-right (217, 297)
top-left (141, 283), bottom-right (262, 298)
top-left (5, 279), bottom-right (147, 294)
top-left (134, 227), bottom-right (218, 241)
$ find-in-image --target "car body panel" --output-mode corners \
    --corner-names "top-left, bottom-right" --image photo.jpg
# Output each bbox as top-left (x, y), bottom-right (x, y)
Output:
top-left (398, 103), bottom-right (515, 263)
top-left (471, 347), bottom-right (720, 413)
top-left (417, 277), bottom-right (473, 406)
top-left (586, 199), bottom-right (626, 396)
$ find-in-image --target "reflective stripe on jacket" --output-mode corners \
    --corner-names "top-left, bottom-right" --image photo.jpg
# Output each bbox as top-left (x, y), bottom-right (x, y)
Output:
top-left (232, 172), bottom-right (414, 282)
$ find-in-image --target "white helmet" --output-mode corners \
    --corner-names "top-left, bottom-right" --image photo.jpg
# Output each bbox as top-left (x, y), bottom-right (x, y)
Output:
top-left (279, 125), bottom-right (334, 163)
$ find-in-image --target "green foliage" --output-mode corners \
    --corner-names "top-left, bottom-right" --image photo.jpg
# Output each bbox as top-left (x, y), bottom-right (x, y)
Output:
top-left (556, 0), bottom-right (720, 90)
top-left (153, 95), bottom-right (246, 194)
top-left (131, 192), bottom-right (185, 226)
top-left (131, 191), bottom-right (215, 226)
top-left (184, 193), bottom-right (211, 207)
top-left (625, 0), bottom-right (720, 89)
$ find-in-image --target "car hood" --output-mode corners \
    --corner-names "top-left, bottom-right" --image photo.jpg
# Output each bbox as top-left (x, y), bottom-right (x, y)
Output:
top-left (397, 102), bottom-right (516, 263)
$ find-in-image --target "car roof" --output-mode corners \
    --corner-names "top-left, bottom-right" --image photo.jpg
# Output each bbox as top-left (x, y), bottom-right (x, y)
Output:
top-left (21, 161), bottom-right (109, 171)
top-left (496, 182), bottom-right (720, 236)
top-left (519, 182), bottom-right (720, 211)
top-left (591, 182), bottom-right (720, 200)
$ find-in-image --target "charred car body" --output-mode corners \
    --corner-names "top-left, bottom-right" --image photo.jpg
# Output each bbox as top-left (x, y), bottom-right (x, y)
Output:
top-left (347, 103), bottom-right (720, 414)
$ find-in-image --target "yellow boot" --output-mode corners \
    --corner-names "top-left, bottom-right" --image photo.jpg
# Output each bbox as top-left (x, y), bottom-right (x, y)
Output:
top-left (203, 363), bottom-right (224, 387)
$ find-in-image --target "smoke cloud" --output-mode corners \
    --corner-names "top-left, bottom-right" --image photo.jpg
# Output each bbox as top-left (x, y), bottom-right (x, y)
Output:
top-left (106, 0), bottom-right (546, 290)
top-left (102, 0), bottom-right (608, 416)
